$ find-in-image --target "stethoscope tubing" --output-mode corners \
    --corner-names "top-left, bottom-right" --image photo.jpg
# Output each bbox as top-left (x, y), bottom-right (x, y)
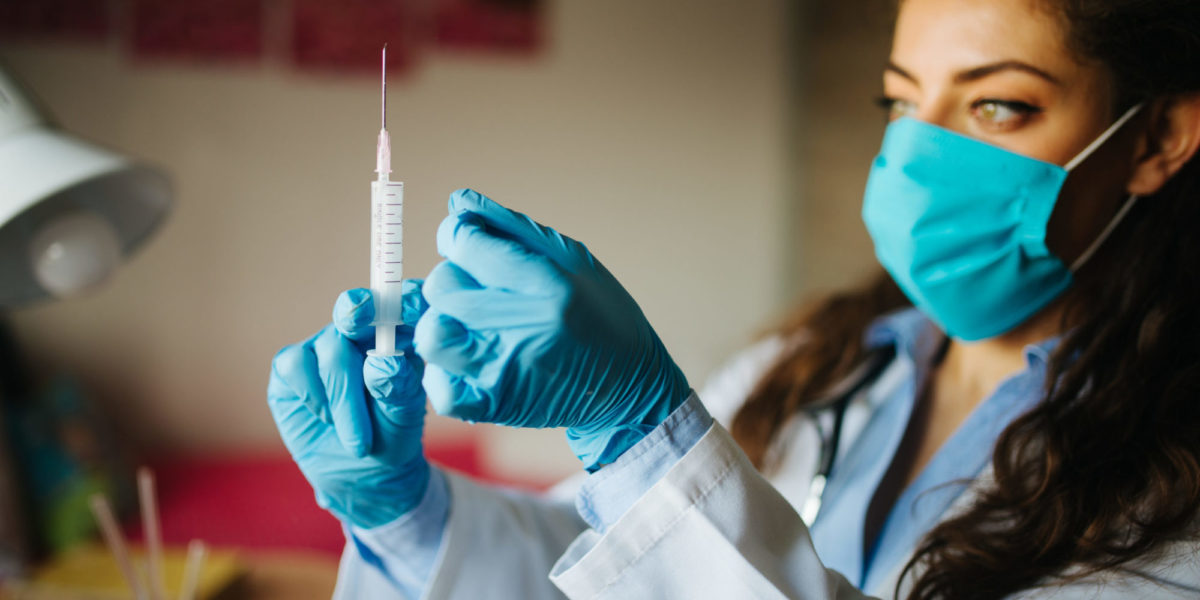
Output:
top-left (799, 346), bottom-right (896, 526)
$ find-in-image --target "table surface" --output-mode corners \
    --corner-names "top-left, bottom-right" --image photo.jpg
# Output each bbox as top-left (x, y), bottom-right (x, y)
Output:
top-left (221, 551), bottom-right (339, 600)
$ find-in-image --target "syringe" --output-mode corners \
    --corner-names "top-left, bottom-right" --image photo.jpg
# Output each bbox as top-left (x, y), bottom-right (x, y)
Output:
top-left (369, 44), bottom-right (405, 357)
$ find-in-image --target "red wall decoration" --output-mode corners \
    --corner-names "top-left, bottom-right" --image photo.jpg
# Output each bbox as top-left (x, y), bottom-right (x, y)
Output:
top-left (130, 0), bottom-right (264, 61)
top-left (436, 0), bottom-right (541, 53)
top-left (0, 0), bottom-right (110, 41)
top-left (0, 0), bottom-right (544, 75)
top-left (290, 0), bottom-right (413, 74)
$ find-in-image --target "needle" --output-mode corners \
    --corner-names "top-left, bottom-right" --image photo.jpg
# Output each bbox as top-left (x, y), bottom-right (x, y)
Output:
top-left (381, 43), bottom-right (387, 131)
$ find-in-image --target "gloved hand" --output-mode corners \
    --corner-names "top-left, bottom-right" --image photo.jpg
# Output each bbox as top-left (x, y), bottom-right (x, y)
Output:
top-left (268, 283), bottom-right (431, 528)
top-left (414, 189), bottom-right (691, 470)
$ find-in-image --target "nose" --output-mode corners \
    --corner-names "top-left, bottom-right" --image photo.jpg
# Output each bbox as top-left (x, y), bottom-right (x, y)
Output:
top-left (912, 97), bottom-right (956, 131)
top-left (914, 97), bottom-right (983, 139)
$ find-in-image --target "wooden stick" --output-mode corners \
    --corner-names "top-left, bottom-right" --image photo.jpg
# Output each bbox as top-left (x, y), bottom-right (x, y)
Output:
top-left (179, 539), bottom-right (207, 600)
top-left (138, 467), bottom-right (168, 600)
top-left (89, 493), bottom-right (147, 600)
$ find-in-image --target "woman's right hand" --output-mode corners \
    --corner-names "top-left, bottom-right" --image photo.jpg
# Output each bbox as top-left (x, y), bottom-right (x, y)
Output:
top-left (267, 283), bottom-right (431, 529)
top-left (415, 190), bottom-right (690, 471)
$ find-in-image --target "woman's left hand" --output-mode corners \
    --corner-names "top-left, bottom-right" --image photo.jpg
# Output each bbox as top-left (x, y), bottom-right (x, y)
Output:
top-left (414, 189), bottom-right (691, 470)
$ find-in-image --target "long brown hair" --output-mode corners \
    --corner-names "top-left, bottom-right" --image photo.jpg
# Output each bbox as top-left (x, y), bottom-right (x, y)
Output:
top-left (731, 1), bottom-right (1200, 598)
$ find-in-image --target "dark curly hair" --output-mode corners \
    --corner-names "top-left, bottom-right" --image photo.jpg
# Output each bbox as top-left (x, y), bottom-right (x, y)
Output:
top-left (731, 1), bottom-right (1200, 598)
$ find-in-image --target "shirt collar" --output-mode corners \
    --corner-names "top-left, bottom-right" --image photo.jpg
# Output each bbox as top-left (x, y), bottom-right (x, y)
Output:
top-left (865, 307), bottom-right (937, 363)
top-left (865, 307), bottom-right (1061, 371)
top-left (1022, 335), bottom-right (1060, 371)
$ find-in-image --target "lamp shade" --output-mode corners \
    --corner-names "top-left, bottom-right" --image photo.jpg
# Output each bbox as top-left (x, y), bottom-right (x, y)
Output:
top-left (0, 67), bottom-right (172, 307)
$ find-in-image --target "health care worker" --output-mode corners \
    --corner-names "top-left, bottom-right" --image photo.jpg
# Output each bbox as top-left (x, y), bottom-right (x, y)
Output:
top-left (267, 0), bottom-right (1200, 597)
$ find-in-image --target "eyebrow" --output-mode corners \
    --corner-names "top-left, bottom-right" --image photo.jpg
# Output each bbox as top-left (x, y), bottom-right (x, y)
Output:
top-left (885, 60), bottom-right (1062, 86)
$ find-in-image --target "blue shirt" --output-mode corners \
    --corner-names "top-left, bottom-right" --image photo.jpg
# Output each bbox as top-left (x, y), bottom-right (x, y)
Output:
top-left (584, 307), bottom-right (1057, 589)
top-left (807, 308), bottom-right (1055, 589)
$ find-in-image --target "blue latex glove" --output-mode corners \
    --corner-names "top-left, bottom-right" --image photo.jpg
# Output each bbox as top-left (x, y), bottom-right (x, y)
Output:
top-left (268, 283), bottom-right (431, 528)
top-left (414, 189), bottom-right (691, 470)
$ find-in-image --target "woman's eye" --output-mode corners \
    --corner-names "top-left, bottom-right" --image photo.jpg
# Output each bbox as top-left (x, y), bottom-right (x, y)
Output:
top-left (971, 100), bottom-right (1041, 128)
top-left (875, 96), bottom-right (918, 121)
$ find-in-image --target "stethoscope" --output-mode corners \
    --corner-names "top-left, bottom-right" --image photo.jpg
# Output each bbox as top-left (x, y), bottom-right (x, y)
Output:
top-left (797, 345), bottom-right (897, 526)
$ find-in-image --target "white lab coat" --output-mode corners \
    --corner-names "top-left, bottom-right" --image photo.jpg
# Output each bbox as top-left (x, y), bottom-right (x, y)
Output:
top-left (333, 339), bottom-right (1200, 599)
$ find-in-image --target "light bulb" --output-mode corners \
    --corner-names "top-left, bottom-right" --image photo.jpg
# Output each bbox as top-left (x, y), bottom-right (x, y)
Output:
top-left (28, 211), bottom-right (122, 298)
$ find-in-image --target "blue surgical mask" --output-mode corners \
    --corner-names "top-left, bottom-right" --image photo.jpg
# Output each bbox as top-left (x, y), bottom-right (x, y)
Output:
top-left (862, 105), bottom-right (1142, 341)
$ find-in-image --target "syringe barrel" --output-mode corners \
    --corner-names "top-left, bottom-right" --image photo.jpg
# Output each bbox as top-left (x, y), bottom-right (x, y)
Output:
top-left (370, 179), bottom-right (404, 356)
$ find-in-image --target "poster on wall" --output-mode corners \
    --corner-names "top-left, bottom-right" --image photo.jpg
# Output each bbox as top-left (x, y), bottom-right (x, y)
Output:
top-left (290, 0), bottom-right (413, 75)
top-left (435, 0), bottom-right (542, 53)
top-left (0, 0), bottom-right (544, 71)
top-left (0, 0), bottom-right (110, 41)
top-left (130, 0), bottom-right (264, 62)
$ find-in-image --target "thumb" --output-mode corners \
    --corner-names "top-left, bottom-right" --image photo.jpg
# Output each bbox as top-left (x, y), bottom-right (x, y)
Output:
top-left (363, 354), bottom-right (426, 433)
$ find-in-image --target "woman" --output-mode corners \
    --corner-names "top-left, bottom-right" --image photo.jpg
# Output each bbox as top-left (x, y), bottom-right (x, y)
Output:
top-left (267, 0), bottom-right (1200, 597)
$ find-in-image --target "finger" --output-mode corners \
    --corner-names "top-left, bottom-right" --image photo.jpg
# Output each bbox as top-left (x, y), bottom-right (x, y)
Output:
top-left (363, 354), bottom-right (425, 432)
top-left (424, 259), bottom-right (482, 295)
top-left (314, 325), bottom-right (372, 457)
top-left (412, 309), bottom-right (498, 379)
top-left (402, 278), bottom-right (429, 324)
top-left (334, 281), bottom-right (427, 347)
top-left (269, 339), bottom-right (330, 423)
top-left (394, 281), bottom-right (424, 359)
top-left (266, 385), bottom-right (326, 457)
top-left (446, 188), bottom-right (592, 271)
top-left (267, 352), bottom-right (329, 453)
top-left (395, 322), bottom-right (418, 354)
top-left (422, 364), bottom-right (495, 423)
top-left (435, 212), bottom-right (564, 293)
top-left (424, 261), bottom-right (562, 330)
top-left (333, 288), bottom-right (375, 343)
top-left (372, 279), bottom-right (429, 353)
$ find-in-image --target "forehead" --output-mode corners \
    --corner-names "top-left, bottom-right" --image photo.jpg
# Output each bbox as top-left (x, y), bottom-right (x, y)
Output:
top-left (892, 0), bottom-right (1075, 75)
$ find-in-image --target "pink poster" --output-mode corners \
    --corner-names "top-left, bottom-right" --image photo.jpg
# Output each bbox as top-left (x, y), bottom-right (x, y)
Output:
top-left (130, 0), bottom-right (264, 61)
top-left (291, 0), bottom-right (412, 75)
top-left (0, 0), bottom-right (109, 40)
top-left (435, 0), bottom-right (541, 53)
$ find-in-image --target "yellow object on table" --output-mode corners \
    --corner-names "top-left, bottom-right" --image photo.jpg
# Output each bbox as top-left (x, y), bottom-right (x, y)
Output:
top-left (1, 544), bottom-right (242, 600)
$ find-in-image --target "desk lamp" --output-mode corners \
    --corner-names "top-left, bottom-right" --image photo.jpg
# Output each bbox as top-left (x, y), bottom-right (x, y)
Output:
top-left (0, 66), bottom-right (172, 306)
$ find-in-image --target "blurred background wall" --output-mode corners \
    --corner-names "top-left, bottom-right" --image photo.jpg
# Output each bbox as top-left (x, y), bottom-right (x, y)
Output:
top-left (795, 2), bottom-right (894, 298)
top-left (1, 0), bottom-right (890, 484)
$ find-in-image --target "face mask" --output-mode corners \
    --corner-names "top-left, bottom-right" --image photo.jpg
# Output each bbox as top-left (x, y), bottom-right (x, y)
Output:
top-left (862, 105), bottom-right (1142, 341)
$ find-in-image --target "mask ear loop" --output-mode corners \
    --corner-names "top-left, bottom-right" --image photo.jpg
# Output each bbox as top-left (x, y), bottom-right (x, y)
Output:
top-left (1064, 103), bottom-right (1146, 272)
top-left (1063, 103), bottom-right (1144, 172)
top-left (1069, 193), bottom-right (1139, 271)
